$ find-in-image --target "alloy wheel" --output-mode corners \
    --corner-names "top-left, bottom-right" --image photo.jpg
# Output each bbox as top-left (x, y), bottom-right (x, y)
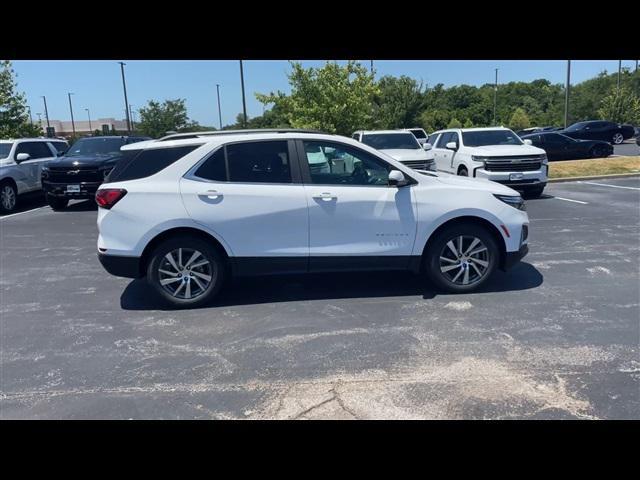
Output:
top-left (1, 185), bottom-right (16, 211)
top-left (439, 235), bottom-right (490, 286)
top-left (157, 247), bottom-right (215, 300)
top-left (613, 133), bottom-right (624, 145)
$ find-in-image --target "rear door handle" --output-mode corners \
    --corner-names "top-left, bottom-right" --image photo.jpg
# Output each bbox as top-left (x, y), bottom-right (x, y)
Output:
top-left (312, 192), bottom-right (337, 201)
top-left (198, 190), bottom-right (223, 199)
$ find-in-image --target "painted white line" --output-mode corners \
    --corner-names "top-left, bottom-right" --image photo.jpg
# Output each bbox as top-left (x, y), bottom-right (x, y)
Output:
top-left (553, 196), bottom-right (589, 205)
top-left (0, 206), bottom-right (46, 220)
top-left (579, 181), bottom-right (640, 191)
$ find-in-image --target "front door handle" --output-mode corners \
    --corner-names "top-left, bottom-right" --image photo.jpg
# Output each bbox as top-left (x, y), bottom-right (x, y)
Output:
top-left (198, 190), bottom-right (223, 199)
top-left (312, 192), bottom-right (337, 201)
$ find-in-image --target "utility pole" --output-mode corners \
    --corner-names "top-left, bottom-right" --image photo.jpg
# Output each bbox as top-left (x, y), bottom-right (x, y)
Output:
top-left (118, 61), bottom-right (132, 133)
top-left (370, 60), bottom-right (374, 74)
top-left (67, 93), bottom-right (76, 136)
top-left (239, 60), bottom-right (247, 128)
top-left (617, 60), bottom-right (622, 90)
top-left (85, 108), bottom-right (92, 134)
top-left (36, 112), bottom-right (42, 126)
top-left (27, 106), bottom-right (33, 125)
top-left (129, 104), bottom-right (135, 131)
top-left (564, 60), bottom-right (571, 129)
top-left (216, 83), bottom-right (222, 129)
top-left (41, 96), bottom-right (50, 128)
top-left (493, 69), bottom-right (498, 125)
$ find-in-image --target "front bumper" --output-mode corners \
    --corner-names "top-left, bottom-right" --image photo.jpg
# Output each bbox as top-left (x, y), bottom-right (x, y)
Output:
top-left (98, 253), bottom-right (143, 278)
top-left (501, 244), bottom-right (529, 271)
top-left (43, 180), bottom-right (102, 199)
top-left (473, 167), bottom-right (547, 188)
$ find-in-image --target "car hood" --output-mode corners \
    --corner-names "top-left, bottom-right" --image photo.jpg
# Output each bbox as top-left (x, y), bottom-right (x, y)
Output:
top-left (47, 154), bottom-right (122, 168)
top-left (430, 172), bottom-right (519, 196)
top-left (378, 148), bottom-right (429, 161)
top-left (468, 145), bottom-right (546, 156)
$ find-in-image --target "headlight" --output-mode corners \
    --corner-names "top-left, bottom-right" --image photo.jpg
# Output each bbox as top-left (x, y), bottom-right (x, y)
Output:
top-left (494, 194), bottom-right (526, 211)
top-left (472, 155), bottom-right (489, 163)
top-left (539, 154), bottom-right (548, 164)
top-left (41, 167), bottom-right (49, 178)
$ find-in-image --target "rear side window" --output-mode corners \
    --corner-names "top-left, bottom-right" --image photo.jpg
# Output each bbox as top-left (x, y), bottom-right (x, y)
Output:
top-left (108, 145), bottom-right (200, 182)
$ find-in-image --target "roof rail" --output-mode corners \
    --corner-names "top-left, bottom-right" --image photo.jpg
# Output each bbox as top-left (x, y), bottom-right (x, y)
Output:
top-left (157, 128), bottom-right (327, 142)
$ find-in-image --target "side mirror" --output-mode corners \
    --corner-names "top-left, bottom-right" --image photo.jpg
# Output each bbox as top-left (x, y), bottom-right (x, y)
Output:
top-left (445, 141), bottom-right (458, 151)
top-left (16, 153), bottom-right (30, 163)
top-left (423, 142), bottom-right (432, 151)
top-left (388, 170), bottom-right (408, 187)
top-left (523, 139), bottom-right (533, 145)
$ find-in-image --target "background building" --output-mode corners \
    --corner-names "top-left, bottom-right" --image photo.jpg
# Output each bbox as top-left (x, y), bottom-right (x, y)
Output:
top-left (38, 118), bottom-right (129, 138)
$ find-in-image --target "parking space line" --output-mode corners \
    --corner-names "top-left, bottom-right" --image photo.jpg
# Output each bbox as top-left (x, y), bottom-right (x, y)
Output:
top-left (0, 207), bottom-right (46, 220)
top-left (579, 181), bottom-right (640, 191)
top-left (553, 196), bottom-right (589, 205)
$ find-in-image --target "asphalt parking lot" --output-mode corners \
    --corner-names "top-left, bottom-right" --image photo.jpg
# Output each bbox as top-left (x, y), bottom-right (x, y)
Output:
top-left (1, 177), bottom-right (639, 419)
top-left (613, 139), bottom-right (639, 157)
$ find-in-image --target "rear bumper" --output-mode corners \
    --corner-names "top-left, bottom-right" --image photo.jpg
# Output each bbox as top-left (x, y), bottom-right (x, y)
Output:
top-left (98, 253), bottom-right (143, 278)
top-left (502, 244), bottom-right (529, 271)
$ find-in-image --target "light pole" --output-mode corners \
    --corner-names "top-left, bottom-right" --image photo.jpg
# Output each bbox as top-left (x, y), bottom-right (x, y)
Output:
top-left (36, 112), bottom-right (42, 129)
top-left (118, 61), bottom-right (132, 134)
top-left (239, 60), bottom-right (247, 128)
top-left (617, 60), bottom-right (622, 90)
top-left (129, 104), bottom-right (135, 132)
top-left (216, 83), bottom-right (222, 129)
top-left (85, 108), bottom-right (92, 135)
top-left (564, 60), bottom-right (571, 129)
top-left (493, 69), bottom-right (498, 125)
top-left (370, 60), bottom-right (374, 74)
top-left (27, 106), bottom-right (33, 125)
top-left (67, 93), bottom-right (76, 137)
top-left (41, 96), bottom-right (50, 128)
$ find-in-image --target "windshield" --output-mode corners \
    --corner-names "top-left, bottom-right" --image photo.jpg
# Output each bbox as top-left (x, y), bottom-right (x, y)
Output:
top-left (565, 122), bottom-right (589, 132)
top-left (66, 137), bottom-right (126, 157)
top-left (361, 133), bottom-right (420, 150)
top-left (0, 143), bottom-right (13, 159)
top-left (461, 130), bottom-right (523, 147)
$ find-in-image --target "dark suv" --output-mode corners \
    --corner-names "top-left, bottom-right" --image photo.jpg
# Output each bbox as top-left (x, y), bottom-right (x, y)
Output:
top-left (42, 136), bottom-right (149, 210)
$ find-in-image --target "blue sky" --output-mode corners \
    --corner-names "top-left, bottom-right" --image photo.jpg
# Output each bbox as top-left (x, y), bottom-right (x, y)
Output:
top-left (12, 60), bottom-right (638, 127)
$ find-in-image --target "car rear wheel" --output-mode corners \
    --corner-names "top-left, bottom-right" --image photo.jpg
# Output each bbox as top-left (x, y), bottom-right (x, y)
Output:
top-left (425, 223), bottom-right (499, 293)
top-left (147, 235), bottom-right (226, 308)
top-left (46, 195), bottom-right (69, 211)
top-left (0, 183), bottom-right (17, 214)
top-left (612, 133), bottom-right (624, 145)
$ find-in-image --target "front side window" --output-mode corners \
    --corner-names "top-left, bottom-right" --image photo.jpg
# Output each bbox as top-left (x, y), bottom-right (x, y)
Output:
top-left (50, 141), bottom-right (68, 155)
top-left (302, 141), bottom-right (392, 186)
top-left (428, 133), bottom-right (440, 146)
top-left (435, 132), bottom-right (452, 148)
top-left (361, 133), bottom-right (421, 150)
top-left (409, 129), bottom-right (427, 139)
top-left (461, 130), bottom-right (523, 147)
top-left (565, 122), bottom-right (588, 132)
top-left (16, 142), bottom-right (52, 159)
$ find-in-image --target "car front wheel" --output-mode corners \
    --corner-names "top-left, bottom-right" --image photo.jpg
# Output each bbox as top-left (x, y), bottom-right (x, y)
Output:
top-left (0, 182), bottom-right (17, 214)
top-left (147, 235), bottom-right (226, 308)
top-left (425, 223), bottom-right (499, 293)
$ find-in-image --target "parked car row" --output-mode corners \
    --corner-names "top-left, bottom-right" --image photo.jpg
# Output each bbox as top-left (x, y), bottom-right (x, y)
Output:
top-left (517, 120), bottom-right (636, 146)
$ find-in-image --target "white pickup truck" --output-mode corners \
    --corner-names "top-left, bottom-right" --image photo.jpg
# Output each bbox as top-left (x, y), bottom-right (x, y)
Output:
top-left (427, 127), bottom-right (548, 197)
top-left (0, 138), bottom-right (69, 213)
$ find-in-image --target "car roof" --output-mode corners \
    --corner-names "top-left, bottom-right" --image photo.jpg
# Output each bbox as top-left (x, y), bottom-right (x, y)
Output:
top-left (0, 138), bottom-right (59, 143)
top-left (157, 129), bottom-right (324, 142)
top-left (121, 131), bottom-right (350, 151)
top-left (432, 126), bottom-right (510, 134)
top-left (359, 130), bottom-right (415, 135)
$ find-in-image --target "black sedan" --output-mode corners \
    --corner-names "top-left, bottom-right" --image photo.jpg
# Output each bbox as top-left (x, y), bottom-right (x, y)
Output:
top-left (522, 132), bottom-right (613, 161)
top-left (561, 120), bottom-right (635, 145)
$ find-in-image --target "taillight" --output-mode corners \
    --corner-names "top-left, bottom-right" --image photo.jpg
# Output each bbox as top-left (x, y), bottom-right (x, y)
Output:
top-left (95, 188), bottom-right (127, 209)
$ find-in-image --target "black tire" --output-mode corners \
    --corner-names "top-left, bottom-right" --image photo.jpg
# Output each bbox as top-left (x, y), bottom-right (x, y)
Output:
top-left (425, 223), bottom-right (499, 293)
top-left (0, 182), bottom-right (18, 214)
top-left (590, 146), bottom-right (607, 158)
top-left (525, 186), bottom-right (545, 198)
top-left (46, 195), bottom-right (69, 211)
top-left (612, 133), bottom-right (624, 145)
top-left (458, 166), bottom-right (469, 177)
top-left (146, 235), bottom-right (226, 308)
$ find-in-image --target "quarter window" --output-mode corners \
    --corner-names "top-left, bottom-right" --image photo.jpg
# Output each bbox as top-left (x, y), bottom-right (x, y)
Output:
top-left (302, 141), bottom-right (392, 186)
top-left (194, 148), bottom-right (226, 181)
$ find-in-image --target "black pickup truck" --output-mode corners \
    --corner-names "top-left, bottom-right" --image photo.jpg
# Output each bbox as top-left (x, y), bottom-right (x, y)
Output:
top-left (42, 136), bottom-right (150, 210)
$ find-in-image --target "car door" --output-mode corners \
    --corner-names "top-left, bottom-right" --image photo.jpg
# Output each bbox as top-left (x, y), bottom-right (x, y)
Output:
top-left (179, 139), bottom-right (310, 273)
top-left (14, 141), bottom-right (56, 191)
top-left (540, 134), bottom-right (567, 160)
top-left (297, 139), bottom-right (417, 272)
top-left (432, 132), bottom-right (452, 172)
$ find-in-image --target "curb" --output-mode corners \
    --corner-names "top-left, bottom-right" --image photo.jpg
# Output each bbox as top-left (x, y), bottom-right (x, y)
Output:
top-left (549, 172), bottom-right (640, 183)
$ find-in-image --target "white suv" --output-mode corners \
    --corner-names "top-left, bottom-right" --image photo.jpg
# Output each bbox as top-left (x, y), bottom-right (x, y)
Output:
top-left (428, 127), bottom-right (548, 197)
top-left (0, 138), bottom-right (68, 213)
top-left (352, 130), bottom-right (435, 171)
top-left (96, 130), bottom-right (530, 307)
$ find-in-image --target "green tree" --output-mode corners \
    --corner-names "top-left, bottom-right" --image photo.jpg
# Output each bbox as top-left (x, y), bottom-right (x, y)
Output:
top-left (509, 107), bottom-right (531, 130)
top-left (137, 99), bottom-right (197, 138)
top-left (598, 85), bottom-right (640, 125)
top-left (256, 61), bottom-right (379, 135)
top-left (447, 117), bottom-right (463, 128)
top-left (373, 75), bottom-right (424, 129)
top-left (0, 60), bottom-right (41, 138)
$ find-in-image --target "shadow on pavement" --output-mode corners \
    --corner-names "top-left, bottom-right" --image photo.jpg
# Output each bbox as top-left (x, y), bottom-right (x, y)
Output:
top-left (63, 200), bottom-right (98, 212)
top-left (120, 262), bottom-right (543, 311)
top-left (0, 192), bottom-right (46, 217)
